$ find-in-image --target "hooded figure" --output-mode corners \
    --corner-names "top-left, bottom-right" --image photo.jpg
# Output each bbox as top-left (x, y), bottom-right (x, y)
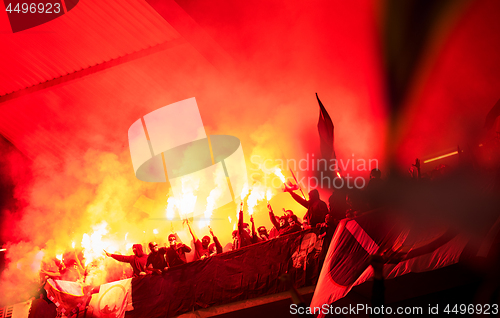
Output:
top-left (146, 242), bottom-right (168, 274)
top-left (286, 188), bottom-right (328, 227)
top-left (105, 244), bottom-right (150, 277)
top-left (165, 234), bottom-right (191, 267)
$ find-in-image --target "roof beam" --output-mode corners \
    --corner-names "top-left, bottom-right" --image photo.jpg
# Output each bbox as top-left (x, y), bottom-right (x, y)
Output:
top-left (0, 37), bottom-right (187, 104)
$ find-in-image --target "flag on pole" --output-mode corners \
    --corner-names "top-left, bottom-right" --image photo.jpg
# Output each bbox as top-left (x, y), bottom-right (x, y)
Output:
top-left (45, 279), bottom-right (92, 317)
top-left (316, 93), bottom-right (339, 175)
top-left (317, 93), bottom-right (334, 160)
top-left (311, 210), bottom-right (469, 316)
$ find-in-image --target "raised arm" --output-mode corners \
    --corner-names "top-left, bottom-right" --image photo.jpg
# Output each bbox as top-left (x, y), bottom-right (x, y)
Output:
top-left (288, 190), bottom-right (309, 208)
top-left (186, 219), bottom-right (198, 242)
top-left (238, 202), bottom-right (244, 230)
top-left (209, 227), bottom-right (223, 254)
top-left (268, 203), bottom-right (280, 230)
top-left (250, 215), bottom-right (257, 238)
top-left (104, 250), bottom-right (133, 263)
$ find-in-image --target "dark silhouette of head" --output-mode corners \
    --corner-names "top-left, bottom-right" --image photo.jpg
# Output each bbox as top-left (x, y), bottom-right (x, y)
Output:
top-left (148, 242), bottom-right (158, 252)
top-left (168, 234), bottom-right (177, 247)
top-left (309, 189), bottom-right (320, 201)
top-left (201, 235), bottom-right (211, 249)
top-left (257, 226), bottom-right (268, 239)
top-left (370, 168), bottom-right (381, 179)
top-left (288, 214), bottom-right (300, 227)
top-left (132, 244), bottom-right (144, 257)
top-left (279, 216), bottom-right (288, 228)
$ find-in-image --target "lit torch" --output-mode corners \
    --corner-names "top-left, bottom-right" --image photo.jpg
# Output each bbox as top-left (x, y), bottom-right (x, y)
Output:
top-left (289, 169), bottom-right (307, 199)
top-left (266, 189), bottom-right (273, 202)
top-left (240, 183), bottom-right (249, 200)
top-left (246, 185), bottom-right (265, 215)
top-left (273, 168), bottom-right (286, 183)
top-left (81, 221), bottom-right (110, 267)
top-left (166, 197), bottom-right (176, 220)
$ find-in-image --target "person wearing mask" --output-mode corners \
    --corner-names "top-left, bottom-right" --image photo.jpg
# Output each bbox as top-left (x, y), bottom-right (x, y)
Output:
top-left (104, 244), bottom-right (150, 277)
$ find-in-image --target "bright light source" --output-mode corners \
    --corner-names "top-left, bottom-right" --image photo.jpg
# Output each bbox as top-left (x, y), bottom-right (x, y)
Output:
top-left (423, 151), bottom-right (458, 164)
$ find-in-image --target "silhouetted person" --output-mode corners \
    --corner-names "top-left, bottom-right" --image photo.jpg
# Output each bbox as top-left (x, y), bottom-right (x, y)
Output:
top-left (146, 242), bottom-right (168, 274)
top-left (187, 221), bottom-right (222, 260)
top-left (282, 214), bottom-right (302, 236)
top-left (231, 230), bottom-right (239, 251)
top-left (233, 203), bottom-right (253, 249)
top-left (104, 244), bottom-right (149, 277)
top-left (187, 220), bottom-right (211, 261)
top-left (284, 209), bottom-right (302, 223)
top-left (257, 226), bottom-right (269, 241)
top-left (207, 227), bottom-right (223, 256)
top-left (268, 203), bottom-right (289, 236)
top-left (268, 214), bottom-right (281, 239)
top-left (285, 188), bottom-right (328, 227)
top-left (250, 215), bottom-right (269, 243)
top-left (165, 234), bottom-right (191, 267)
top-left (250, 215), bottom-right (261, 243)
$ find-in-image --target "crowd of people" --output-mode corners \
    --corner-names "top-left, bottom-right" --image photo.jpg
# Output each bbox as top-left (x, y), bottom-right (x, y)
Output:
top-left (36, 166), bottom-right (390, 284)
top-left (31, 142), bottom-right (500, 318)
top-left (96, 167), bottom-right (389, 278)
top-left (39, 142), bottom-right (500, 285)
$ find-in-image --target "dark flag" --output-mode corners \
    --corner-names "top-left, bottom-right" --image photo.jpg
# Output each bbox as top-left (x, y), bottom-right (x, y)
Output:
top-left (311, 210), bottom-right (470, 317)
top-left (317, 93), bottom-right (338, 173)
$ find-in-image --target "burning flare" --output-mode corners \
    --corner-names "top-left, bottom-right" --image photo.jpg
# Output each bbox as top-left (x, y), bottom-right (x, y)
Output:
top-left (273, 168), bottom-right (286, 183)
top-left (247, 184), bottom-right (267, 215)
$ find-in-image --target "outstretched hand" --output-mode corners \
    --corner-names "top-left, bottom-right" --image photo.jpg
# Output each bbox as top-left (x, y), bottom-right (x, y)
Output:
top-left (267, 203), bottom-right (273, 212)
top-left (103, 250), bottom-right (110, 257)
top-left (209, 226), bottom-right (214, 237)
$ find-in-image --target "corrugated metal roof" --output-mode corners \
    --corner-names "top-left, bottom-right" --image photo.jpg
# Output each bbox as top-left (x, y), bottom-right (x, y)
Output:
top-left (0, 43), bottom-right (220, 165)
top-left (0, 0), bottom-right (181, 96)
